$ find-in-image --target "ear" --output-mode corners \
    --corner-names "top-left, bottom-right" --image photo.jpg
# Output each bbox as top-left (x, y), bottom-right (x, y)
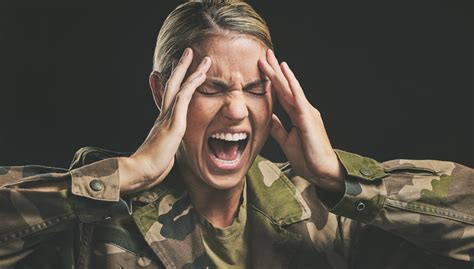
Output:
top-left (149, 71), bottom-right (166, 111)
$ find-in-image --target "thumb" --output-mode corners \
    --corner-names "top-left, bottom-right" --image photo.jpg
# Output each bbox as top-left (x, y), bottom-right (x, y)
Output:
top-left (271, 114), bottom-right (288, 146)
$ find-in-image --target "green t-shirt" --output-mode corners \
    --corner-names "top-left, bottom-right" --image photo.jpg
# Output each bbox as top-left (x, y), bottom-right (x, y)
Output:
top-left (199, 182), bottom-right (248, 269)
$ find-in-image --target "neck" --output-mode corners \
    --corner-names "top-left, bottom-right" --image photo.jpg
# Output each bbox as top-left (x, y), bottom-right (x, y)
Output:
top-left (177, 164), bottom-right (245, 229)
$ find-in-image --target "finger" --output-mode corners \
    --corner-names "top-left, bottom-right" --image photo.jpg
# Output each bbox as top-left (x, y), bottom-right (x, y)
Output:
top-left (266, 49), bottom-right (283, 74)
top-left (270, 113), bottom-right (288, 146)
top-left (171, 57), bottom-right (211, 127)
top-left (280, 62), bottom-right (307, 103)
top-left (266, 50), bottom-right (294, 99)
top-left (171, 59), bottom-right (179, 73)
top-left (179, 57), bottom-right (211, 98)
top-left (258, 56), bottom-right (293, 111)
top-left (163, 48), bottom-right (193, 111)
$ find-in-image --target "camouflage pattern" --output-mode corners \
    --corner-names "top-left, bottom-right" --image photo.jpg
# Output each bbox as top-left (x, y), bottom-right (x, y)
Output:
top-left (0, 147), bottom-right (472, 269)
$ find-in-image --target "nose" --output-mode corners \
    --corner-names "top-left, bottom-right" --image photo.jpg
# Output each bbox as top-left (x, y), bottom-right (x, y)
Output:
top-left (221, 92), bottom-right (249, 123)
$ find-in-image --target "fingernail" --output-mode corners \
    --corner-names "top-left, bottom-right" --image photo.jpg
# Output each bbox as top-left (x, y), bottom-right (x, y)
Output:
top-left (201, 57), bottom-right (208, 64)
top-left (182, 48), bottom-right (189, 57)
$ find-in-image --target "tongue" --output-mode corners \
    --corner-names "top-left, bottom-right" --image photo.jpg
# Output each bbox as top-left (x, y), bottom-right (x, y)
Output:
top-left (209, 139), bottom-right (239, 161)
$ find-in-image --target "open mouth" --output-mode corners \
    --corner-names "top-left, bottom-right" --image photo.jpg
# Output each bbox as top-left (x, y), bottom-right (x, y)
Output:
top-left (207, 132), bottom-right (249, 165)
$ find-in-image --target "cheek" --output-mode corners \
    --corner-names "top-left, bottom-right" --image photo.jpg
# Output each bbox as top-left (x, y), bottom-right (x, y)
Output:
top-left (247, 95), bottom-right (273, 134)
top-left (183, 95), bottom-right (220, 142)
top-left (259, 84), bottom-right (274, 120)
top-left (248, 94), bottom-right (272, 119)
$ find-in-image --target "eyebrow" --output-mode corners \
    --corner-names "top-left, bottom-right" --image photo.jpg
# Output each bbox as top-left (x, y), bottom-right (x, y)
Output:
top-left (205, 78), bottom-right (268, 91)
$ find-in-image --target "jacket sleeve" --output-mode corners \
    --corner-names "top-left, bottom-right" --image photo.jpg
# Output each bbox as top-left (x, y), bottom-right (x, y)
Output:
top-left (321, 149), bottom-right (474, 265)
top-left (0, 158), bottom-right (129, 263)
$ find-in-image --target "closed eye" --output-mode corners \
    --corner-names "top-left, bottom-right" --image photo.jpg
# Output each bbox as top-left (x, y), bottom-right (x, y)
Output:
top-left (244, 80), bottom-right (268, 96)
top-left (197, 85), bottom-right (221, 95)
top-left (197, 79), bottom-right (268, 96)
top-left (245, 85), bottom-right (267, 96)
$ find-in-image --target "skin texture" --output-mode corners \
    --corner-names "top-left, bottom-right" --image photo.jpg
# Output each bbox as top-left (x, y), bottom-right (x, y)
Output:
top-left (175, 36), bottom-right (273, 226)
top-left (118, 34), bottom-right (345, 227)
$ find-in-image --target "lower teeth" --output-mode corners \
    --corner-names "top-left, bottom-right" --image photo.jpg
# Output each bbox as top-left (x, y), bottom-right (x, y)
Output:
top-left (217, 158), bottom-right (238, 164)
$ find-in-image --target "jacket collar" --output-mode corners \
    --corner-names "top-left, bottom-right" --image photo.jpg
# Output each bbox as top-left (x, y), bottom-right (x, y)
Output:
top-left (246, 155), bottom-right (311, 224)
top-left (131, 155), bottom-right (310, 268)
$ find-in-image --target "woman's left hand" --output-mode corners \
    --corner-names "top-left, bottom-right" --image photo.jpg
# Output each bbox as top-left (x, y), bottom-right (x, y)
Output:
top-left (259, 49), bottom-right (345, 193)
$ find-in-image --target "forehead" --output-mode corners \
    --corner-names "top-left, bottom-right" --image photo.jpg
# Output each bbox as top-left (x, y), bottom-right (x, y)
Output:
top-left (191, 35), bottom-right (267, 83)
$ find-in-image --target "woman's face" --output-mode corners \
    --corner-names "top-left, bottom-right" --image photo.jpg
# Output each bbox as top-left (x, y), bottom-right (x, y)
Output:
top-left (176, 35), bottom-right (273, 190)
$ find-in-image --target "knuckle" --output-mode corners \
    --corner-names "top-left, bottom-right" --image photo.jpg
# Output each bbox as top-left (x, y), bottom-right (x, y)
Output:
top-left (191, 74), bottom-right (204, 83)
top-left (172, 122), bottom-right (185, 133)
top-left (188, 72), bottom-right (201, 81)
top-left (182, 75), bottom-right (201, 88)
top-left (175, 92), bottom-right (189, 102)
top-left (270, 72), bottom-right (281, 81)
top-left (180, 80), bottom-right (190, 89)
top-left (268, 72), bottom-right (278, 81)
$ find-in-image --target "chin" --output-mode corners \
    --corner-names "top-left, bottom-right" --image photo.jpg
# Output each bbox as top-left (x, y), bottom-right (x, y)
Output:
top-left (200, 170), bottom-right (247, 190)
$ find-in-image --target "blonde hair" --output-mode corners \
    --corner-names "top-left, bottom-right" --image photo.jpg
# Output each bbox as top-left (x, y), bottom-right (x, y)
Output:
top-left (153, 0), bottom-right (273, 77)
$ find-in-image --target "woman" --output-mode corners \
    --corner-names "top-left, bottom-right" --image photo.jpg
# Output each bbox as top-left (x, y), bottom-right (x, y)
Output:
top-left (0, 1), bottom-right (472, 268)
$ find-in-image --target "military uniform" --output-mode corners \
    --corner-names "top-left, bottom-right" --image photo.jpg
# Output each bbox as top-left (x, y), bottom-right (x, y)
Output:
top-left (0, 147), bottom-right (472, 269)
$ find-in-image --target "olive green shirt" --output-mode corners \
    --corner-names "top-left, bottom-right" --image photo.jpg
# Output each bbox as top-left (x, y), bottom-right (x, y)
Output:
top-left (200, 182), bottom-right (248, 269)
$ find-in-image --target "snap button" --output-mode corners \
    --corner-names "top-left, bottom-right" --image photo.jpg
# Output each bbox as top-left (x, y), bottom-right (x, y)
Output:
top-left (359, 168), bottom-right (372, 177)
top-left (355, 201), bottom-right (366, 211)
top-left (89, 179), bottom-right (104, 192)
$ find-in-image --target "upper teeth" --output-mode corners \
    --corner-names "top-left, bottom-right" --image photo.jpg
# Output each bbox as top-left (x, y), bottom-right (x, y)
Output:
top-left (210, 132), bottom-right (247, 141)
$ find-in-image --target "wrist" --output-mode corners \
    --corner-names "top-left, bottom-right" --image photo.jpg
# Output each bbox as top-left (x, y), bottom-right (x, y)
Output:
top-left (118, 157), bottom-right (142, 194)
top-left (311, 154), bottom-right (346, 193)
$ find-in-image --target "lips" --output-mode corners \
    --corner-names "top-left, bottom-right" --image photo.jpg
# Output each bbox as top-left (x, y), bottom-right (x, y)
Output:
top-left (206, 131), bottom-right (250, 170)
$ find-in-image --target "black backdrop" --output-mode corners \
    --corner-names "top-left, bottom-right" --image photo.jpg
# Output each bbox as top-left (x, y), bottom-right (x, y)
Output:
top-left (1, 1), bottom-right (472, 168)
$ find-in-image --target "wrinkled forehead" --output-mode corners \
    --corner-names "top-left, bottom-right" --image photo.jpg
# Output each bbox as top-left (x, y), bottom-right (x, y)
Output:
top-left (190, 35), bottom-right (268, 85)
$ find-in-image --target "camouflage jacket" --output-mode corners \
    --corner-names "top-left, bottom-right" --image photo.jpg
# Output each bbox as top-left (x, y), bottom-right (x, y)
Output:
top-left (0, 147), bottom-right (473, 269)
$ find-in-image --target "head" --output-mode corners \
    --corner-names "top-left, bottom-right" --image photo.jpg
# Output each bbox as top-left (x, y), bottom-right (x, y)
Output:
top-left (150, 0), bottom-right (274, 191)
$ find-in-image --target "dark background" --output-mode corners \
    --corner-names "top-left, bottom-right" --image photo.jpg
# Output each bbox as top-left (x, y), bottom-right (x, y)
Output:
top-left (0, 1), bottom-right (472, 168)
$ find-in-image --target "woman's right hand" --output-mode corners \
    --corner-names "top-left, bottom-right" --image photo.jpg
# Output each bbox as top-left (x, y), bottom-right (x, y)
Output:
top-left (119, 48), bottom-right (211, 194)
